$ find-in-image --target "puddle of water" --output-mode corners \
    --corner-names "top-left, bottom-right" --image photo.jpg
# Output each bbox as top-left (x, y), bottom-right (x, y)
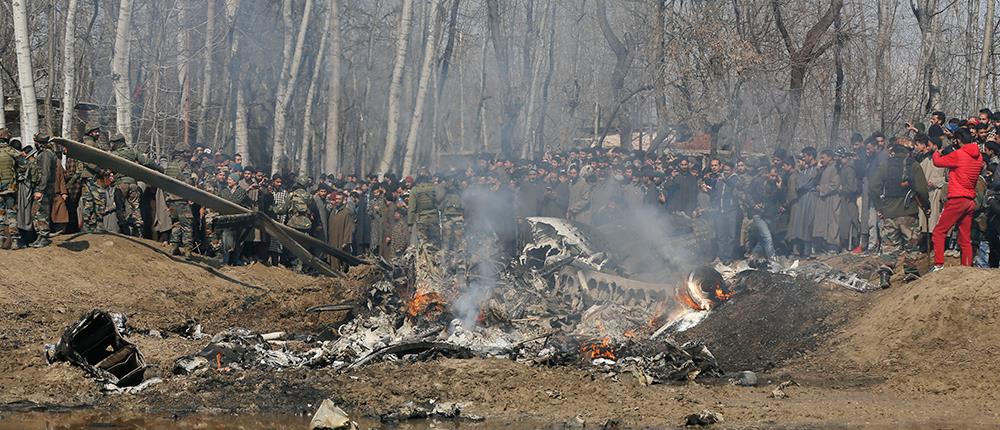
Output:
top-left (0, 411), bottom-right (561, 430)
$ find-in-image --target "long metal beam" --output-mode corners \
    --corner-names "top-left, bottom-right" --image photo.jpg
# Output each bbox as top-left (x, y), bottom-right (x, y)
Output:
top-left (53, 137), bottom-right (369, 276)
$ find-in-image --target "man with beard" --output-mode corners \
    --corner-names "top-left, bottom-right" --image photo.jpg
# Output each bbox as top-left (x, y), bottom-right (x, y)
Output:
top-left (327, 191), bottom-right (355, 269)
top-left (664, 158), bottom-right (699, 215)
top-left (787, 147), bottom-right (820, 257)
top-left (812, 149), bottom-right (841, 254)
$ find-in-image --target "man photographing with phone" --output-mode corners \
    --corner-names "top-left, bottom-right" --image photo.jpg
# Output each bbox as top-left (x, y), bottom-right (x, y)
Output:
top-left (929, 128), bottom-right (984, 271)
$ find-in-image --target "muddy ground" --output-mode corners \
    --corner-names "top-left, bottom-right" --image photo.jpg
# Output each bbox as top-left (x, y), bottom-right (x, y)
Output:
top-left (2, 234), bottom-right (999, 428)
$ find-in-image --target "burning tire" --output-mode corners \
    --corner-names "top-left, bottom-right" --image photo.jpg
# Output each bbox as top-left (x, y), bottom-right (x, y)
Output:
top-left (677, 266), bottom-right (732, 311)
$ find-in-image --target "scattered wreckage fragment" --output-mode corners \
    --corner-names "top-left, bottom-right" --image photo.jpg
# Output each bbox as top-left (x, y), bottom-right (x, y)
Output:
top-left (48, 310), bottom-right (148, 389)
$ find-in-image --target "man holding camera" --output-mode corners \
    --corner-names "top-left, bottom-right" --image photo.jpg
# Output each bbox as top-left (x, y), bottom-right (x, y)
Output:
top-left (930, 128), bottom-right (985, 270)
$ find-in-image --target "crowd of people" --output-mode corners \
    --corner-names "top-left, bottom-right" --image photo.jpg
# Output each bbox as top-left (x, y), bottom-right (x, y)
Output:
top-left (0, 108), bottom-right (997, 278)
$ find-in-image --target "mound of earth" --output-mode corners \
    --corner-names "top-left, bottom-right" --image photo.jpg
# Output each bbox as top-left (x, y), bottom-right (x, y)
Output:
top-left (675, 270), bottom-right (867, 372)
top-left (0, 233), bottom-right (365, 406)
top-left (816, 267), bottom-right (1000, 395)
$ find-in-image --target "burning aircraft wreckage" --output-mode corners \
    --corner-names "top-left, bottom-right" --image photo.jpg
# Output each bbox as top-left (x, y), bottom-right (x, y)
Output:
top-left (46, 138), bottom-right (883, 399)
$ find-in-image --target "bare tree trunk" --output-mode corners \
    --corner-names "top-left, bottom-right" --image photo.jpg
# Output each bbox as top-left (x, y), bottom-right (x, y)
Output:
top-left (197, 0), bottom-right (215, 146)
top-left (402, 0), bottom-right (442, 176)
top-left (270, 0), bottom-right (314, 175)
top-left (223, 0), bottom-right (241, 155)
top-left (178, 2), bottom-right (191, 148)
top-left (772, 0), bottom-right (843, 150)
top-left (597, 0), bottom-right (633, 149)
top-left (534, 0), bottom-right (556, 159)
top-left (964, 0), bottom-right (980, 113)
top-left (977, 0), bottom-right (996, 107)
top-left (45, 0), bottom-right (56, 133)
top-left (0, 70), bottom-right (6, 129)
top-left (324, 0), bottom-right (342, 174)
top-left (830, 10), bottom-right (844, 145)
top-left (235, 85), bottom-right (249, 161)
top-left (650, 0), bottom-right (669, 151)
top-left (485, 0), bottom-right (520, 158)
top-left (524, 0), bottom-right (552, 159)
top-left (299, 9), bottom-right (330, 177)
top-left (112, 0), bottom-right (134, 143)
top-left (436, 0), bottom-right (461, 100)
top-left (910, 0), bottom-right (941, 121)
top-left (12, 0), bottom-right (40, 140)
top-left (61, 0), bottom-right (79, 138)
top-left (377, 0), bottom-right (415, 174)
top-left (475, 34), bottom-right (489, 152)
top-left (874, 0), bottom-right (895, 131)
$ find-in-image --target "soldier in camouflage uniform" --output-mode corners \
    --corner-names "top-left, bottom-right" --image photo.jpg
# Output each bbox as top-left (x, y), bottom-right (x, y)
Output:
top-left (407, 175), bottom-right (443, 247)
top-left (29, 133), bottom-right (58, 248)
top-left (109, 133), bottom-right (150, 236)
top-left (0, 130), bottom-right (22, 249)
top-left (77, 127), bottom-right (108, 233)
top-left (440, 175), bottom-right (465, 255)
top-left (164, 143), bottom-right (195, 256)
top-left (280, 176), bottom-right (314, 271)
top-left (869, 142), bottom-right (929, 287)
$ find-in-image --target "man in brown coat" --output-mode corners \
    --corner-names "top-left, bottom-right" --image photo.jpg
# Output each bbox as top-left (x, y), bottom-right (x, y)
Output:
top-left (327, 192), bottom-right (355, 269)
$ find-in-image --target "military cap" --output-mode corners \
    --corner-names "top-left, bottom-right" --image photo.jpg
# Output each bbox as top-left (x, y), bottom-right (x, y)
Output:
top-left (110, 133), bottom-right (126, 143)
top-left (33, 132), bottom-right (51, 143)
top-left (84, 126), bottom-right (102, 136)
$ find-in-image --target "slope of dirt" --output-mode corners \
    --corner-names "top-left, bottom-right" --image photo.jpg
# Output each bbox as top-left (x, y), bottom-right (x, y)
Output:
top-left (3, 238), bottom-right (1000, 428)
top-left (674, 270), bottom-right (868, 372)
top-left (801, 266), bottom-right (1000, 395)
top-left (0, 233), bottom-right (365, 406)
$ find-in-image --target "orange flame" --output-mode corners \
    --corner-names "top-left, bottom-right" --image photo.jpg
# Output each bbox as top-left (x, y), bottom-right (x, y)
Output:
top-left (715, 287), bottom-right (734, 301)
top-left (406, 290), bottom-right (446, 318)
top-left (580, 337), bottom-right (616, 361)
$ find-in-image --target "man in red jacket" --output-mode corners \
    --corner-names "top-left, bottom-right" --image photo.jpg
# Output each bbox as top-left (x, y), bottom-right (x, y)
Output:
top-left (930, 128), bottom-right (984, 270)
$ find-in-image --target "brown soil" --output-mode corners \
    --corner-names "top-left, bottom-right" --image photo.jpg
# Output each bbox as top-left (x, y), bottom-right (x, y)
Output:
top-left (2, 234), bottom-right (999, 428)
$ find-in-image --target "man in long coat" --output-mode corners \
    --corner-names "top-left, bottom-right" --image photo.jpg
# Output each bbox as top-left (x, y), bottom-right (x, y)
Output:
top-left (787, 147), bottom-right (820, 257)
top-left (328, 192), bottom-right (355, 270)
top-left (812, 149), bottom-right (841, 252)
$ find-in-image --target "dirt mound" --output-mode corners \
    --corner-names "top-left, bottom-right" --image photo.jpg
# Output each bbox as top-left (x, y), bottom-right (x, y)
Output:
top-left (818, 267), bottom-right (1000, 394)
top-left (0, 233), bottom-right (365, 405)
top-left (675, 270), bottom-right (866, 372)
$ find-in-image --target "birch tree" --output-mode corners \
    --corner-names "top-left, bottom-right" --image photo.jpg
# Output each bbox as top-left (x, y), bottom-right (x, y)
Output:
top-left (112, 0), bottom-right (134, 144)
top-left (61, 0), bottom-right (79, 138)
top-left (976, 0), bottom-right (995, 107)
top-left (300, 9), bottom-right (331, 177)
top-left (402, 0), bottom-right (443, 176)
top-left (323, 0), bottom-right (342, 174)
top-left (197, 0), bottom-right (215, 146)
top-left (377, 0), bottom-right (415, 174)
top-left (271, 0), bottom-right (314, 175)
top-left (12, 0), bottom-right (39, 140)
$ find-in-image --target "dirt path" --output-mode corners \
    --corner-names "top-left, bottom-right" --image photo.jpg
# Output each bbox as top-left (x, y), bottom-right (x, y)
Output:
top-left (1, 235), bottom-right (998, 427)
